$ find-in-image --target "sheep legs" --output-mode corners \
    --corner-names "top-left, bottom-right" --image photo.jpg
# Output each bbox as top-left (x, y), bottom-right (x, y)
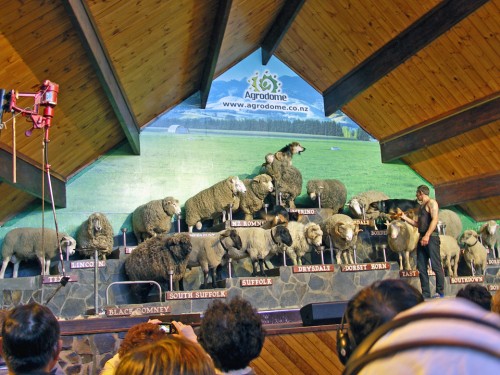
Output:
top-left (251, 259), bottom-right (266, 277)
top-left (0, 258), bottom-right (10, 278)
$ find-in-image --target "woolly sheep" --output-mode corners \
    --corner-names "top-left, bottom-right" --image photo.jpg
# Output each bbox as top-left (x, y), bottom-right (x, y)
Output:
top-left (320, 214), bottom-right (361, 264)
top-left (187, 229), bottom-right (242, 289)
top-left (438, 209), bottom-right (463, 240)
top-left (76, 212), bottom-right (114, 260)
top-left (439, 235), bottom-right (460, 277)
top-left (132, 196), bottom-right (181, 243)
top-left (237, 174), bottom-right (274, 221)
top-left (385, 219), bottom-right (419, 271)
top-left (228, 225), bottom-right (293, 276)
top-left (124, 232), bottom-right (192, 302)
top-left (479, 220), bottom-right (498, 256)
top-left (184, 176), bottom-right (247, 232)
top-left (348, 190), bottom-right (389, 219)
top-left (262, 155), bottom-right (302, 209)
top-left (306, 179), bottom-right (347, 212)
top-left (0, 228), bottom-right (76, 278)
top-left (460, 230), bottom-right (488, 276)
top-left (282, 221), bottom-right (323, 266)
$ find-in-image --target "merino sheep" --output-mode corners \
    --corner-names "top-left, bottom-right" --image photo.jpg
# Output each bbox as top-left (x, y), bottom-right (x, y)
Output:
top-left (306, 179), bottom-right (347, 212)
top-left (0, 228), bottom-right (76, 278)
top-left (439, 235), bottom-right (460, 277)
top-left (237, 174), bottom-right (274, 221)
top-left (228, 225), bottom-right (293, 276)
top-left (124, 232), bottom-right (192, 302)
top-left (320, 214), bottom-right (361, 264)
top-left (187, 229), bottom-right (242, 289)
top-left (438, 209), bottom-right (463, 239)
top-left (348, 190), bottom-right (389, 219)
top-left (132, 196), bottom-right (181, 243)
top-left (385, 220), bottom-right (419, 271)
top-left (184, 176), bottom-right (247, 232)
top-left (460, 230), bottom-right (488, 276)
top-left (479, 220), bottom-right (498, 256)
top-left (76, 212), bottom-right (114, 260)
top-left (282, 221), bottom-right (323, 266)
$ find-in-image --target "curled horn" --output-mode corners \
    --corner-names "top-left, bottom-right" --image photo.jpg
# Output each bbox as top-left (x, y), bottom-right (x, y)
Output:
top-left (334, 223), bottom-right (343, 237)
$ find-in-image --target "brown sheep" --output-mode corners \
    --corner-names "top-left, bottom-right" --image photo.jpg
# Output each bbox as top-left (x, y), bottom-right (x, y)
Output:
top-left (76, 212), bottom-right (114, 260)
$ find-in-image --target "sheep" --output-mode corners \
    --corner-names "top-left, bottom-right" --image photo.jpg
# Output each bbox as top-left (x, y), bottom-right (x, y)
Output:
top-left (237, 174), bottom-right (274, 221)
top-left (262, 154), bottom-right (302, 209)
top-left (124, 232), bottom-right (192, 302)
top-left (281, 221), bottom-right (323, 266)
top-left (439, 235), bottom-right (460, 277)
top-left (187, 229), bottom-right (242, 289)
top-left (438, 209), bottom-right (463, 239)
top-left (348, 190), bottom-right (389, 219)
top-left (76, 212), bottom-right (114, 260)
top-left (478, 220), bottom-right (498, 257)
top-left (385, 219), bottom-right (419, 271)
top-left (320, 214), bottom-right (361, 265)
top-left (132, 196), bottom-right (181, 243)
top-left (184, 176), bottom-right (247, 232)
top-left (306, 179), bottom-right (347, 212)
top-left (0, 228), bottom-right (76, 278)
top-left (459, 230), bottom-right (488, 276)
top-left (227, 225), bottom-right (293, 276)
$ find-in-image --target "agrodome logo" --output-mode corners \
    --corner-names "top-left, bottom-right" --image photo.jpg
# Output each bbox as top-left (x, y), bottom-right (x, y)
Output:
top-left (244, 70), bottom-right (288, 102)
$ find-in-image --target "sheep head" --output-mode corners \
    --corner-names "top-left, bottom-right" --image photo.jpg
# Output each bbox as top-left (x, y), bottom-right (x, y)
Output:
top-left (334, 222), bottom-right (355, 242)
top-left (252, 174), bottom-right (274, 194)
top-left (87, 213), bottom-right (105, 236)
top-left (220, 229), bottom-right (242, 250)
top-left (304, 223), bottom-right (323, 249)
top-left (388, 220), bottom-right (404, 239)
top-left (61, 235), bottom-right (77, 256)
top-left (274, 225), bottom-right (293, 247)
top-left (349, 198), bottom-right (363, 217)
top-left (460, 230), bottom-right (479, 246)
top-left (482, 220), bottom-right (498, 236)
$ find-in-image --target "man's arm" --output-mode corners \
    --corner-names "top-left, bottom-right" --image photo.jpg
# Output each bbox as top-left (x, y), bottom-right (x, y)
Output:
top-left (401, 212), bottom-right (417, 227)
top-left (425, 199), bottom-right (439, 237)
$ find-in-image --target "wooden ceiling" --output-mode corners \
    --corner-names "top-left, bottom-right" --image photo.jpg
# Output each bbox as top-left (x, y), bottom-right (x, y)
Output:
top-left (0, 0), bottom-right (498, 224)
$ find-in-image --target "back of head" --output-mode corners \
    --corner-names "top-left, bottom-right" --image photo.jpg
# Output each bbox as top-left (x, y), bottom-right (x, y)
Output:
top-left (1, 302), bottom-right (60, 373)
top-left (115, 336), bottom-right (215, 375)
top-left (118, 322), bottom-right (167, 357)
top-left (198, 296), bottom-right (265, 372)
top-left (456, 283), bottom-right (492, 311)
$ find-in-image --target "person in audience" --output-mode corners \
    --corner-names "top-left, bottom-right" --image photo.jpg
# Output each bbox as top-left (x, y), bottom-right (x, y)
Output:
top-left (492, 291), bottom-right (500, 314)
top-left (0, 303), bottom-right (62, 375)
top-left (100, 321), bottom-right (167, 375)
top-left (114, 336), bottom-right (215, 375)
top-left (337, 279), bottom-right (424, 364)
top-left (342, 298), bottom-right (500, 374)
top-left (456, 283), bottom-right (492, 310)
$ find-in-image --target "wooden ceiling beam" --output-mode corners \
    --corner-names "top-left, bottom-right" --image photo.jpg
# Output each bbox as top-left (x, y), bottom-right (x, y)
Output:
top-left (435, 173), bottom-right (500, 207)
top-left (0, 147), bottom-right (66, 207)
top-left (323, 0), bottom-right (489, 116)
top-left (200, 0), bottom-right (233, 109)
top-left (64, 0), bottom-right (140, 154)
top-left (261, 0), bottom-right (305, 65)
top-left (380, 96), bottom-right (500, 162)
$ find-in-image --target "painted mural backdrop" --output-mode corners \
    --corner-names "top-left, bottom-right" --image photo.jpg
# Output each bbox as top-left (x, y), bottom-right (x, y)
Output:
top-left (0, 50), bottom-right (478, 266)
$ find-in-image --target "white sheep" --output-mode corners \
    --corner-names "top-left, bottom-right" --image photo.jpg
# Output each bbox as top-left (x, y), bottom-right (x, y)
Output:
top-left (320, 214), bottom-right (361, 264)
top-left (460, 230), bottom-right (488, 276)
top-left (0, 228), bottom-right (76, 278)
top-left (184, 176), bottom-right (247, 232)
top-left (187, 229), bottom-right (242, 289)
top-left (132, 196), bottom-right (181, 243)
top-left (478, 220), bottom-right (498, 257)
top-left (76, 212), bottom-right (114, 260)
top-left (281, 221), bottom-right (323, 266)
top-left (306, 179), bottom-right (347, 212)
top-left (385, 219), bottom-right (419, 271)
top-left (348, 190), bottom-right (389, 219)
top-left (228, 225), bottom-right (293, 276)
top-left (438, 209), bottom-right (463, 239)
top-left (237, 174), bottom-right (274, 221)
top-left (439, 235), bottom-right (460, 277)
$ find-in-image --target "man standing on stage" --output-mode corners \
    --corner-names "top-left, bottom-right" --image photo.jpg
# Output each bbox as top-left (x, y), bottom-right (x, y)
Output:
top-left (401, 185), bottom-right (445, 298)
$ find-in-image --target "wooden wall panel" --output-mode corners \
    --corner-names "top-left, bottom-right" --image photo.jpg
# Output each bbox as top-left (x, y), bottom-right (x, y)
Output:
top-left (0, 183), bottom-right (36, 226)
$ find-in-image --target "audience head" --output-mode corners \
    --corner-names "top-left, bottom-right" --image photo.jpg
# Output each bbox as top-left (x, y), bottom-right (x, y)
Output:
top-left (456, 283), bottom-right (492, 311)
top-left (118, 322), bottom-right (167, 357)
top-left (115, 336), bottom-right (215, 375)
top-left (0, 303), bottom-right (61, 374)
top-left (198, 296), bottom-right (265, 372)
top-left (337, 279), bottom-right (424, 363)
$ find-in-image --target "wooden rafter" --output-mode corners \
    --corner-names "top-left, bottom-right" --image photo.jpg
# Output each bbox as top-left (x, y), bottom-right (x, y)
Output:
top-left (380, 96), bottom-right (500, 162)
top-left (200, 0), bottom-right (233, 109)
top-left (64, 0), bottom-right (141, 154)
top-left (261, 0), bottom-right (305, 65)
top-left (323, 0), bottom-right (490, 116)
top-left (435, 173), bottom-right (500, 207)
top-left (0, 147), bottom-right (66, 207)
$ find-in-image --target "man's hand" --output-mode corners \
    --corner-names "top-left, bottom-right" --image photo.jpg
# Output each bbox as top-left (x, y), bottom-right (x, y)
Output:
top-left (420, 234), bottom-right (430, 246)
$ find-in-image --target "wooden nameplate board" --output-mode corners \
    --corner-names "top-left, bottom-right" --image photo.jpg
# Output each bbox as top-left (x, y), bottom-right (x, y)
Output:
top-left (292, 265), bottom-right (334, 273)
top-left (399, 270), bottom-right (419, 278)
top-left (353, 219), bottom-right (377, 227)
top-left (450, 276), bottom-right (485, 284)
top-left (370, 230), bottom-right (388, 236)
top-left (124, 246), bottom-right (137, 254)
top-left (105, 305), bottom-right (171, 317)
top-left (487, 259), bottom-right (500, 265)
top-left (487, 284), bottom-right (499, 292)
top-left (340, 262), bottom-right (390, 272)
top-left (288, 208), bottom-right (318, 215)
top-left (165, 290), bottom-right (228, 300)
top-left (70, 260), bottom-right (106, 269)
top-left (240, 277), bottom-right (273, 287)
top-left (42, 275), bottom-right (78, 284)
top-left (230, 220), bottom-right (266, 227)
